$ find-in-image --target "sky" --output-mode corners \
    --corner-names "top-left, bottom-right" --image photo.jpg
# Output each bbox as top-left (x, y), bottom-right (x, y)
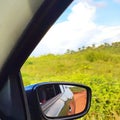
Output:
top-left (31, 0), bottom-right (120, 56)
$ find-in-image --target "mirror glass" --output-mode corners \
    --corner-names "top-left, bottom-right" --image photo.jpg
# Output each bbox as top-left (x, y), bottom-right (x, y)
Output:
top-left (37, 84), bottom-right (87, 118)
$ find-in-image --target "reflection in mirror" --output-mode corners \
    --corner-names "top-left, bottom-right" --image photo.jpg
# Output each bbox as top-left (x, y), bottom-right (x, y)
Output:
top-left (37, 84), bottom-right (87, 118)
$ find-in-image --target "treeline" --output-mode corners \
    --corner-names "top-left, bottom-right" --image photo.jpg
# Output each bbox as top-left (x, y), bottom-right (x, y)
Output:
top-left (66, 42), bottom-right (120, 54)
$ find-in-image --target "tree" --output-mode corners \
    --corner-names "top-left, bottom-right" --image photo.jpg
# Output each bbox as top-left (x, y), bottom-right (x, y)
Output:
top-left (92, 44), bottom-right (95, 48)
top-left (66, 49), bottom-right (71, 54)
top-left (78, 48), bottom-right (81, 51)
top-left (82, 46), bottom-right (85, 50)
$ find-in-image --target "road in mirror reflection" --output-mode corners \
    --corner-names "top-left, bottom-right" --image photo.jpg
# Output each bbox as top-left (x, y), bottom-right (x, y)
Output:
top-left (37, 84), bottom-right (87, 118)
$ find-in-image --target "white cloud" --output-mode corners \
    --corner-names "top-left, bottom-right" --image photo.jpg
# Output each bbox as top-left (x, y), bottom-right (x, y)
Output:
top-left (114, 0), bottom-right (120, 3)
top-left (31, 1), bottom-right (120, 56)
top-left (94, 2), bottom-right (106, 8)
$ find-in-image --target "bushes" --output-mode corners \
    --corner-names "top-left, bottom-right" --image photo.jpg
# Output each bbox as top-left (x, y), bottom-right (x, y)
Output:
top-left (85, 50), bottom-right (113, 62)
top-left (21, 42), bottom-right (120, 120)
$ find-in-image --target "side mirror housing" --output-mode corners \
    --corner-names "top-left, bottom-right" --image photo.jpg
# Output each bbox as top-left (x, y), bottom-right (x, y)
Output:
top-left (25, 82), bottom-right (91, 120)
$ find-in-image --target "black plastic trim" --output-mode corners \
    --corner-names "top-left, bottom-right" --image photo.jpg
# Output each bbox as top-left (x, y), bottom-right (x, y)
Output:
top-left (0, 0), bottom-right (73, 89)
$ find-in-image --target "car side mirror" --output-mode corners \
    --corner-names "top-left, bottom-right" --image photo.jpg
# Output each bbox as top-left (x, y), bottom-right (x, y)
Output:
top-left (25, 82), bottom-right (91, 120)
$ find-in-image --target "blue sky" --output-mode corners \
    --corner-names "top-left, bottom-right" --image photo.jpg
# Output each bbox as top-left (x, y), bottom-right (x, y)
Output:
top-left (57, 0), bottom-right (120, 25)
top-left (94, 0), bottom-right (120, 25)
top-left (32, 0), bottom-right (120, 56)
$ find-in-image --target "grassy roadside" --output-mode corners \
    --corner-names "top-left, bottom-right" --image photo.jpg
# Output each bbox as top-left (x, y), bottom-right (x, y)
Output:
top-left (21, 42), bottom-right (120, 120)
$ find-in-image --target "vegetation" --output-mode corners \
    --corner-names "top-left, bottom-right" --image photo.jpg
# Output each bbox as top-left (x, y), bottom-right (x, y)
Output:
top-left (70, 86), bottom-right (85, 93)
top-left (21, 42), bottom-right (120, 120)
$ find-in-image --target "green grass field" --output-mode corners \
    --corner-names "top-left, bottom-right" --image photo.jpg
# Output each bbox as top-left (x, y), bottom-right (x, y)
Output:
top-left (21, 42), bottom-right (120, 120)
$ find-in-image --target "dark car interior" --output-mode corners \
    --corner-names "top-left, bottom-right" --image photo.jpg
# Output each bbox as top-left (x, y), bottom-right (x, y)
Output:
top-left (0, 1), bottom-right (73, 120)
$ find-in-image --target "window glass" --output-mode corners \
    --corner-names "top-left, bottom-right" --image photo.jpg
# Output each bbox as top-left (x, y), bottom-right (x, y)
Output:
top-left (22, 1), bottom-right (120, 120)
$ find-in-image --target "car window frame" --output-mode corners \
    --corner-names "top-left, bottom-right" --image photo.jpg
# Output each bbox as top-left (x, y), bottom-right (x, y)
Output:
top-left (0, 0), bottom-right (73, 120)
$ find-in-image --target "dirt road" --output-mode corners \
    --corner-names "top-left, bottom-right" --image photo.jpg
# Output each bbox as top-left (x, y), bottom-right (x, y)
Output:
top-left (73, 90), bottom-right (87, 114)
